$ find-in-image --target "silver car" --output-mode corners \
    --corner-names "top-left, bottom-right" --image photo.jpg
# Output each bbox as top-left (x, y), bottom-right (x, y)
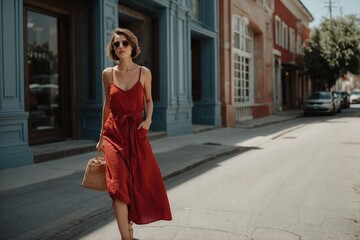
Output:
top-left (350, 90), bottom-right (360, 104)
top-left (304, 91), bottom-right (341, 116)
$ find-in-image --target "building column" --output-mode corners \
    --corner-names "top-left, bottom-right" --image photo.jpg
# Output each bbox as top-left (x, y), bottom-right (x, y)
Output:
top-left (153, 0), bottom-right (193, 136)
top-left (81, 0), bottom-right (117, 139)
top-left (219, 0), bottom-right (236, 127)
top-left (0, 0), bottom-right (33, 168)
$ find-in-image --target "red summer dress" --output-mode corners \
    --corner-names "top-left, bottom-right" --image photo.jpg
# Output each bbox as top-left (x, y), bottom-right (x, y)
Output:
top-left (102, 66), bottom-right (172, 224)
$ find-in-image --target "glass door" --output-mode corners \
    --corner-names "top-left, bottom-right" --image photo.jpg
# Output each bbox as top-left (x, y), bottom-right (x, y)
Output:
top-left (25, 8), bottom-right (68, 144)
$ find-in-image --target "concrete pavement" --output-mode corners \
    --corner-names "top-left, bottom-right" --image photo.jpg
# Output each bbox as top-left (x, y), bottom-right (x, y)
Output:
top-left (0, 110), bottom-right (302, 240)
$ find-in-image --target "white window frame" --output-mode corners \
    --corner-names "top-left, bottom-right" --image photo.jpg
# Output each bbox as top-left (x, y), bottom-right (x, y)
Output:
top-left (232, 15), bottom-right (254, 105)
top-left (289, 27), bottom-right (295, 53)
top-left (297, 34), bottom-right (302, 55)
top-left (275, 16), bottom-right (281, 46)
top-left (282, 22), bottom-right (288, 50)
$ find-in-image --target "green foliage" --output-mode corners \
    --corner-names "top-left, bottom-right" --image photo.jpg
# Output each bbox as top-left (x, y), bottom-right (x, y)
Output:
top-left (304, 15), bottom-right (360, 88)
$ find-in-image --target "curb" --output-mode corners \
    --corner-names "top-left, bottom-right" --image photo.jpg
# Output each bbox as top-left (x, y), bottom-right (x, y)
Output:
top-left (236, 115), bottom-right (302, 129)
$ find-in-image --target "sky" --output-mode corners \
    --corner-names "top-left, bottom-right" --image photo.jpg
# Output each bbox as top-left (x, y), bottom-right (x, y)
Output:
top-left (300, 0), bottom-right (360, 28)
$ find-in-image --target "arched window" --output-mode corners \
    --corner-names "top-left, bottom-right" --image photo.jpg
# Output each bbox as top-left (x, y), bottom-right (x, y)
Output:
top-left (232, 15), bottom-right (254, 104)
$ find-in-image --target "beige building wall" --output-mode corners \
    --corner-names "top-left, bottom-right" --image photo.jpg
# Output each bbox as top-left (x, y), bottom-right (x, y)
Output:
top-left (219, 0), bottom-right (274, 127)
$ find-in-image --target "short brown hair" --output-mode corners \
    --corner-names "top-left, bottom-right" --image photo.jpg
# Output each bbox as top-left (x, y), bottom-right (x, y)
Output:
top-left (107, 28), bottom-right (141, 61)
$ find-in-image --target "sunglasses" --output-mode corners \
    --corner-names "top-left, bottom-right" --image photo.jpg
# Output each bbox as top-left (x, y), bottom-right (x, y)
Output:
top-left (113, 40), bottom-right (130, 48)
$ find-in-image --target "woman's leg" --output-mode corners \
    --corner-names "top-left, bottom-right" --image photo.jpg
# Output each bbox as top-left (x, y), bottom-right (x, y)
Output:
top-left (113, 200), bottom-right (130, 240)
top-left (128, 222), bottom-right (133, 240)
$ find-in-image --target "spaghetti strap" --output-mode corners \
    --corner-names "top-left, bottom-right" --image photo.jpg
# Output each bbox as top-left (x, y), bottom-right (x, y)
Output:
top-left (138, 66), bottom-right (142, 82)
top-left (111, 67), bottom-right (115, 86)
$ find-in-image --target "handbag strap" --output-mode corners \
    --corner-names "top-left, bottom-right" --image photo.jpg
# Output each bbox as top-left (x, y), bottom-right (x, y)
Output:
top-left (92, 152), bottom-right (105, 164)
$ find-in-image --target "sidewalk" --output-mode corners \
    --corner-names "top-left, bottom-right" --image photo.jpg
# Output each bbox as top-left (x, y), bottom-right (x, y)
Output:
top-left (0, 110), bottom-right (303, 240)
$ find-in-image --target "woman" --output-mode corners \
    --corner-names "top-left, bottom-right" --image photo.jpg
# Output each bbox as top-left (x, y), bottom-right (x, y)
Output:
top-left (96, 28), bottom-right (172, 240)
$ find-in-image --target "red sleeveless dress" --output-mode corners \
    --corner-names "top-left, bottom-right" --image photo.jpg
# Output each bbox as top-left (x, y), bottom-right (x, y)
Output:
top-left (102, 66), bottom-right (172, 224)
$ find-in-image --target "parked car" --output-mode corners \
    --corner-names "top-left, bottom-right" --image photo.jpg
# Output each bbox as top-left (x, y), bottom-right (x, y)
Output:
top-left (304, 91), bottom-right (341, 116)
top-left (350, 90), bottom-right (360, 104)
top-left (335, 91), bottom-right (350, 108)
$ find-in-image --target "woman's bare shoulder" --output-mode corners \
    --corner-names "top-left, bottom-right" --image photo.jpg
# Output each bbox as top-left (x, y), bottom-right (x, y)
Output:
top-left (141, 66), bottom-right (152, 79)
top-left (102, 67), bottom-right (113, 75)
top-left (102, 67), bottom-right (113, 84)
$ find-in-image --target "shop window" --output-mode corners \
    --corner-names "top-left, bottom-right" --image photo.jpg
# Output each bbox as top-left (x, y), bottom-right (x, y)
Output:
top-left (27, 11), bottom-right (60, 131)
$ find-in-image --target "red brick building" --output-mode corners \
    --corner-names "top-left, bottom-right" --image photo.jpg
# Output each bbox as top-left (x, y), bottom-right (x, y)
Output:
top-left (272, 0), bottom-right (313, 111)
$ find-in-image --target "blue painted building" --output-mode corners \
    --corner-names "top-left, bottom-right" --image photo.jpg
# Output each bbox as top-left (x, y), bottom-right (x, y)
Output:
top-left (0, 0), bottom-right (220, 169)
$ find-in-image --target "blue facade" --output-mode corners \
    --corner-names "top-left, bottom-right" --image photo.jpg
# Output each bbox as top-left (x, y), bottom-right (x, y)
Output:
top-left (0, 0), bottom-right (33, 168)
top-left (0, 0), bottom-right (220, 169)
top-left (81, 0), bottom-right (221, 137)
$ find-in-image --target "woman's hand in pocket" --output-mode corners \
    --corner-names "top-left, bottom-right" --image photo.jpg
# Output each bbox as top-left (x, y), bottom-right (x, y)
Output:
top-left (138, 119), bottom-right (151, 130)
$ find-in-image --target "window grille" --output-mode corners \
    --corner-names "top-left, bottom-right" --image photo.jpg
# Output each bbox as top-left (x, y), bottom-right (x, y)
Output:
top-left (232, 15), bottom-right (253, 104)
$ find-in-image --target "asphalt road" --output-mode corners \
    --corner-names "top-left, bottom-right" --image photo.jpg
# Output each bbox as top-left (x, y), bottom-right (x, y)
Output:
top-left (74, 105), bottom-right (360, 240)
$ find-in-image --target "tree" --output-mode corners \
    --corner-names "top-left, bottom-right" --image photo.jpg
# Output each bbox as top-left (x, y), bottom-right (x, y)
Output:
top-left (304, 15), bottom-right (360, 89)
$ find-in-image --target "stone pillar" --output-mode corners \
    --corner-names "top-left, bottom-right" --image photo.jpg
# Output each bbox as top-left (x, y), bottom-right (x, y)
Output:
top-left (81, 0), bottom-right (117, 139)
top-left (153, 0), bottom-right (193, 136)
top-left (0, 0), bottom-right (33, 168)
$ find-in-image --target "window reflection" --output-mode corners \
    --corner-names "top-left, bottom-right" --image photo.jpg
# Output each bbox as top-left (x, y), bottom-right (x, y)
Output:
top-left (27, 11), bottom-right (59, 130)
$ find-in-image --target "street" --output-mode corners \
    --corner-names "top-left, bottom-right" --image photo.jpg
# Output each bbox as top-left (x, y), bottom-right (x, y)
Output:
top-left (74, 106), bottom-right (360, 240)
top-left (1, 106), bottom-right (359, 240)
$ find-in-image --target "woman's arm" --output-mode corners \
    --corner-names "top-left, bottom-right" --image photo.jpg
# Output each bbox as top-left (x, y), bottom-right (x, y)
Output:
top-left (96, 68), bottom-right (112, 151)
top-left (138, 67), bottom-right (153, 130)
top-left (100, 68), bottom-right (112, 134)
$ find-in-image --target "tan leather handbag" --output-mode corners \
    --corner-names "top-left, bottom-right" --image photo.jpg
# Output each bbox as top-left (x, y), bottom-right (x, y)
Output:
top-left (82, 153), bottom-right (107, 192)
